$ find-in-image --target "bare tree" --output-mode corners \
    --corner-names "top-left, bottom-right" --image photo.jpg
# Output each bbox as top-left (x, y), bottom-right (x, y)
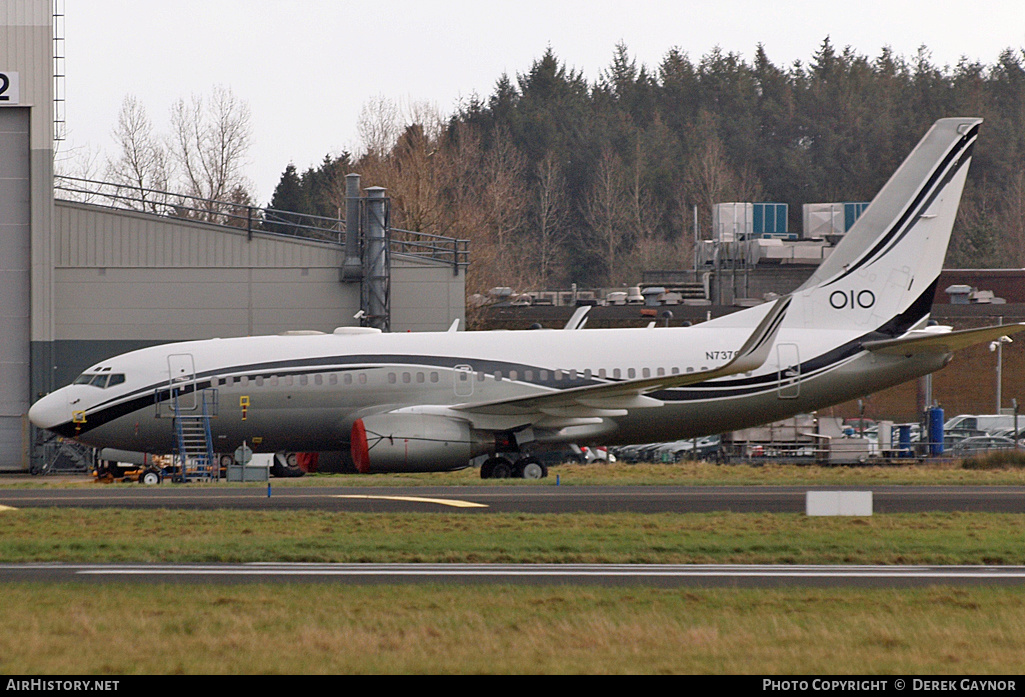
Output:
top-left (1002, 169), bottom-right (1025, 266)
top-left (355, 100), bottom-right (452, 237)
top-left (533, 151), bottom-right (569, 287)
top-left (168, 85), bottom-right (253, 220)
top-left (105, 94), bottom-right (170, 211)
top-left (685, 128), bottom-right (735, 219)
top-left (480, 128), bottom-right (528, 285)
top-left (672, 186), bottom-right (699, 268)
top-left (54, 141), bottom-right (104, 203)
top-left (387, 123), bottom-right (446, 234)
top-left (682, 110), bottom-right (761, 236)
top-left (582, 147), bottom-right (630, 285)
top-left (451, 132), bottom-right (494, 301)
top-left (356, 95), bottom-right (403, 160)
top-left (618, 138), bottom-right (670, 280)
top-left (405, 99), bottom-right (445, 142)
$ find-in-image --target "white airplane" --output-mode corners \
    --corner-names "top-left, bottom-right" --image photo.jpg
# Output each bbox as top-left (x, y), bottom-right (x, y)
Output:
top-left (29, 117), bottom-right (1024, 478)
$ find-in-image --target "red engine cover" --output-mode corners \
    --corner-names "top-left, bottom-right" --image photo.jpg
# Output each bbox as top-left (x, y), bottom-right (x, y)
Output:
top-left (350, 418), bottom-right (370, 474)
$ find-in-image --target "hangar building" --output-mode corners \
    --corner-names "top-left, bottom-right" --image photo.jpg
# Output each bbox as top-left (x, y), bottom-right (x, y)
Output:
top-left (1, 2), bottom-right (468, 471)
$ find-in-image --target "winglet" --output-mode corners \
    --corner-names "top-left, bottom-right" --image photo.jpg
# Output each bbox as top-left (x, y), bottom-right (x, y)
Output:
top-left (563, 305), bottom-right (591, 330)
top-left (723, 295), bottom-right (791, 374)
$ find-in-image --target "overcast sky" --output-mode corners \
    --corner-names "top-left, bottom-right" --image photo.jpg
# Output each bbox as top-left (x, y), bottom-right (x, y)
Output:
top-left (59, 0), bottom-right (1025, 204)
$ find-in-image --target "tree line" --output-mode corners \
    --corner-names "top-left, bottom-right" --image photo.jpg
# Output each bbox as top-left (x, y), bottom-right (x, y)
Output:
top-left (157, 41), bottom-right (1025, 296)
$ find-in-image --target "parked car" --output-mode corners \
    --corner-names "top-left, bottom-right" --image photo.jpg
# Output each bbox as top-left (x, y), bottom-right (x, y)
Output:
top-left (945, 427), bottom-right (986, 440)
top-left (664, 435), bottom-right (723, 462)
top-left (533, 444), bottom-right (617, 466)
top-left (948, 435), bottom-right (1020, 456)
top-left (533, 444), bottom-right (587, 466)
top-left (992, 426), bottom-right (1025, 442)
top-left (616, 443), bottom-right (665, 463)
top-left (581, 446), bottom-right (616, 463)
top-left (944, 414), bottom-right (1018, 434)
top-left (612, 436), bottom-right (722, 463)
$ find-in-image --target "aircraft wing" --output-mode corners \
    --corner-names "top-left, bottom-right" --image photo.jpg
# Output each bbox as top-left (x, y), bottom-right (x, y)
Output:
top-left (453, 296), bottom-right (790, 418)
top-left (862, 323), bottom-right (1025, 355)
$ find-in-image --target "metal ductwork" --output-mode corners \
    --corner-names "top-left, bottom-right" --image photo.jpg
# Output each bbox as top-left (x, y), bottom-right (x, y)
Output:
top-left (340, 175), bottom-right (390, 332)
top-left (341, 173), bottom-right (363, 282)
top-left (362, 186), bottom-right (390, 332)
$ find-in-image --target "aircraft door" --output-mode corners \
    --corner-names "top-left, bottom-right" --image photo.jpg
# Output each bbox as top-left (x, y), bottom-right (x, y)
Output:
top-left (454, 364), bottom-right (474, 397)
top-left (776, 344), bottom-right (800, 399)
top-left (167, 353), bottom-right (197, 410)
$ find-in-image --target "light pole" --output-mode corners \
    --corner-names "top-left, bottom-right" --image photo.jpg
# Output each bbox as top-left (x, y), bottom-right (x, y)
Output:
top-left (990, 325), bottom-right (1013, 413)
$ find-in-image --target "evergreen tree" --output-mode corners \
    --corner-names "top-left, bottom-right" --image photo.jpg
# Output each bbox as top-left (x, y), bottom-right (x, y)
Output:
top-left (265, 163), bottom-right (306, 234)
top-left (266, 41), bottom-right (1025, 280)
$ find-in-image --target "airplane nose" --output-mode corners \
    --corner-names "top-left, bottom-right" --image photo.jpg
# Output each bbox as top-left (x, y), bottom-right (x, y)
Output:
top-left (28, 390), bottom-right (69, 431)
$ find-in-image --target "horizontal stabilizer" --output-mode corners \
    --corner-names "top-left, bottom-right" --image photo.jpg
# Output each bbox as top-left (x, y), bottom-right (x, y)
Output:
top-left (863, 323), bottom-right (1025, 355)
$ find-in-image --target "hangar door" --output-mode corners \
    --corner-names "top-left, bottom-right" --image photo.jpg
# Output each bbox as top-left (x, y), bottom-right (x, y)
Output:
top-left (0, 108), bottom-right (31, 469)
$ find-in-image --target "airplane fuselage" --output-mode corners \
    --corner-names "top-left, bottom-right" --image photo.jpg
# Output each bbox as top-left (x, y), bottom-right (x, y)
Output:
top-left (34, 321), bottom-right (949, 460)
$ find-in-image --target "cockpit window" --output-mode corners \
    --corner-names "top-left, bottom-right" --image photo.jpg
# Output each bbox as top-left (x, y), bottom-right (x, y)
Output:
top-left (73, 373), bottom-right (126, 388)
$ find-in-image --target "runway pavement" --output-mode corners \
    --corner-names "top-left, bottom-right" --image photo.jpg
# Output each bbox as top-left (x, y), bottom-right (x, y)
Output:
top-left (5, 562), bottom-right (1025, 587)
top-left (3, 483), bottom-right (1025, 513)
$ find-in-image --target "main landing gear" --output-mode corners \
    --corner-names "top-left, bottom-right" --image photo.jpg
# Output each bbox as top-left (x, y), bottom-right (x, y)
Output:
top-left (479, 455), bottom-right (548, 480)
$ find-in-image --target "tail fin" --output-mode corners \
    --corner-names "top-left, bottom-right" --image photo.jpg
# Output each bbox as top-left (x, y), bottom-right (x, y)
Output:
top-left (792, 117), bottom-right (981, 334)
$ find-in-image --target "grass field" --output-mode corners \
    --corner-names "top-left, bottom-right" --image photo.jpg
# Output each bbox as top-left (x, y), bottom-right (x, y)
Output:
top-left (3, 460), bottom-right (1025, 674)
top-left (2, 584), bottom-right (1025, 674)
top-left (2, 509), bottom-right (1025, 565)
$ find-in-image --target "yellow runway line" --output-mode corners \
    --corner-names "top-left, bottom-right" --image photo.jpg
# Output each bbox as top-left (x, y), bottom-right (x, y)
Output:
top-left (333, 495), bottom-right (487, 509)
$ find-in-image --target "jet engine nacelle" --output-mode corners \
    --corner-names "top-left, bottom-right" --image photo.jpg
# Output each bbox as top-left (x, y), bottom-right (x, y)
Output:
top-left (350, 412), bottom-right (490, 473)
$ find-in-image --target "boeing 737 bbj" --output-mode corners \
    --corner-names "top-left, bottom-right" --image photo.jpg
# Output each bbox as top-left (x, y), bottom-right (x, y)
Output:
top-left (29, 117), bottom-right (1023, 478)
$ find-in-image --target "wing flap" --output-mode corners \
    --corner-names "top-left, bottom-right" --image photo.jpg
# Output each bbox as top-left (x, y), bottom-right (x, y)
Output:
top-left (863, 323), bottom-right (1025, 355)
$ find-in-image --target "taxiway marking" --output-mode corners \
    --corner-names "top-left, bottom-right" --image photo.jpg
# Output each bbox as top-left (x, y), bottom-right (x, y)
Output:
top-left (332, 495), bottom-right (488, 508)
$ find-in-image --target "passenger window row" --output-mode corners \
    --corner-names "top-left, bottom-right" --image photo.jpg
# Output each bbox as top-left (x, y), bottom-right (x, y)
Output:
top-left (210, 365), bottom-right (699, 388)
top-left (480, 366), bottom-right (687, 382)
top-left (215, 371), bottom-right (442, 387)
